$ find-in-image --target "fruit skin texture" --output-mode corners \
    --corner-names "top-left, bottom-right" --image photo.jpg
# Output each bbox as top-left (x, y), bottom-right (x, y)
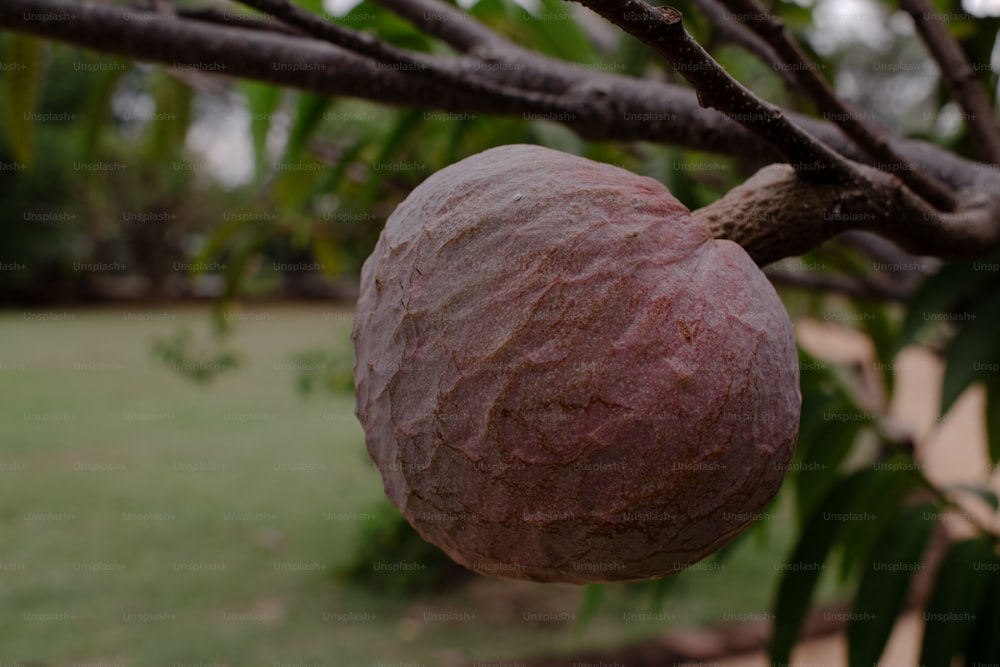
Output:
top-left (352, 144), bottom-right (800, 584)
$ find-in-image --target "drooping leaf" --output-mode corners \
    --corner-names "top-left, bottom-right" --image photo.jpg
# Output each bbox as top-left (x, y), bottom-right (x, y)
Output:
top-left (0, 34), bottom-right (46, 167)
top-left (857, 300), bottom-right (898, 397)
top-left (965, 560), bottom-right (1000, 667)
top-left (241, 80), bottom-right (283, 181)
top-left (847, 502), bottom-right (937, 667)
top-left (919, 537), bottom-right (996, 667)
top-left (940, 287), bottom-right (1000, 415)
top-left (837, 460), bottom-right (921, 582)
top-left (284, 92), bottom-right (331, 164)
top-left (362, 109), bottom-right (426, 205)
top-left (795, 415), bottom-right (864, 524)
top-left (79, 59), bottom-right (128, 160)
top-left (771, 469), bottom-right (877, 666)
top-left (984, 373), bottom-right (1000, 467)
top-left (314, 133), bottom-right (373, 215)
top-left (147, 72), bottom-right (193, 160)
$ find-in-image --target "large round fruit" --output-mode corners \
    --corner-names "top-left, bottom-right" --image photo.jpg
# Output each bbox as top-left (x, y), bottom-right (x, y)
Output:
top-left (352, 144), bottom-right (800, 583)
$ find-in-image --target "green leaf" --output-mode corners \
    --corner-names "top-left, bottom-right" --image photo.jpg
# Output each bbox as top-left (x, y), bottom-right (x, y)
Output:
top-left (0, 34), bottom-right (46, 167)
top-left (294, 0), bottom-right (326, 15)
top-left (896, 261), bottom-right (988, 352)
top-left (190, 216), bottom-right (247, 273)
top-left (517, 0), bottom-right (597, 64)
top-left (241, 81), bottom-right (283, 181)
top-left (283, 92), bottom-right (331, 164)
top-left (338, 1), bottom-right (434, 51)
top-left (858, 301), bottom-right (898, 397)
top-left (985, 375), bottom-right (1000, 467)
top-left (647, 576), bottom-right (674, 612)
top-left (79, 59), bottom-right (128, 160)
top-left (147, 72), bottom-right (193, 160)
top-left (362, 109), bottom-right (426, 205)
top-left (847, 502), bottom-right (937, 667)
top-left (575, 584), bottom-right (604, 633)
top-left (771, 469), bottom-right (876, 666)
top-left (965, 561), bottom-right (1000, 667)
top-left (920, 538), bottom-right (996, 667)
top-left (837, 461), bottom-right (921, 582)
top-left (940, 287), bottom-right (1000, 415)
top-left (309, 236), bottom-right (341, 277)
top-left (794, 415), bottom-right (863, 524)
top-left (317, 132), bottom-right (372, 198)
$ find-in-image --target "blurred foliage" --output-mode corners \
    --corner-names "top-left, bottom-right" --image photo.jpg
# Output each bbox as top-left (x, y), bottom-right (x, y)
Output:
top-left (291, 346), bottom-right (356, 395)
top-left (333, 499), bottom-right (473, 596)
top-left (150, 326), bottom-right (242, 384)
top-left (3, 0), bottom-right (1000, 664)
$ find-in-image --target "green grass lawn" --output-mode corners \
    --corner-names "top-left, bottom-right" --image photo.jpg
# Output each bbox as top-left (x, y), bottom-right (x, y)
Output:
top-left (1, 304), bottom-right (808, 666)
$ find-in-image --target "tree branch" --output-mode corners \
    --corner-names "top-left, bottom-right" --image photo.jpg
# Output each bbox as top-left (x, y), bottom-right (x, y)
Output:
top-left (565, 0), bottom-right (859, 185)
top-left (3, 0), bottom-right (1000, 263)
top-left (763, 266), bottom-right (914, 302)
top-left (0, 0), bottom-right (991, 189)
top-left (371, 0), bottom-right (508, 55)
top-left (714, 0), bottom-right (958, 211)
top-left (692, 162), bottom-right (1000, 265)
top-left (176, 7), bottom-right (303, 36)
top-left (232, 0), bottom-right (593, 117)
top-left (899, 0), bottom-right (1000, 165)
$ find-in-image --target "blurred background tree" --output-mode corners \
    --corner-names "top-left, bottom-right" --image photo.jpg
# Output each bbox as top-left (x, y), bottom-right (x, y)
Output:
top-left (2, 0), bottom-right (1000, 664)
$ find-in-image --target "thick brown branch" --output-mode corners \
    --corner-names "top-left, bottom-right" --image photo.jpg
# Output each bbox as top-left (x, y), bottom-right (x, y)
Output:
top-left (565, 0), bottom-right (859, 185)
top-left (693, 163), bottom-right (1000, 265)
top-left (716, 0), bottom-right (958, 211)
top-left (0, 0), bottom-right (596, 119)
top-left (1, 0), bottom-right (991, 194)
top-left (899, 0), bottom-right (1000, 165)
top-left (763, 267), bottom-right (914, 302)
top-left (232, 0), bottom-right (588, 116)
top-left (236, 0), bottom-right (418, 60)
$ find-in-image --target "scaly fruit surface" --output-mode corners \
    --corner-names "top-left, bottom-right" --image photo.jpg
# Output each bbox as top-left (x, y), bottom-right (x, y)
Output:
top-left (352, 144), bottom-right (800, 583)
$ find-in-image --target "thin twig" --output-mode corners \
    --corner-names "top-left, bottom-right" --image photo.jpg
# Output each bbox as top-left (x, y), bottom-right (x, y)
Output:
top-left (370, 0), bottom-right (596, 98)
top-left (763, 267), bottom-right (914, 301)
top-left (236, 0), bottom-right (425, 66)
top-left (232, 0), bottom-right (591, 118)
top-left (565, 0), bottom-right (861, 185)
top-left (371, 0), bottom-right (506, 54)
top-left (836, 231), bottom-right (935, 290)
top-left (177, 7), bottom-right (303, 35)
top-left (899, 0), bottom-right (1000, 165)
top-left (714, 0), bottom-right (958, 211)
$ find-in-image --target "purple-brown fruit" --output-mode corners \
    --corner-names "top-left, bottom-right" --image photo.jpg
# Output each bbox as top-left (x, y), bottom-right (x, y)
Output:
top-left (352, 144), bottom-right (800, 583)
